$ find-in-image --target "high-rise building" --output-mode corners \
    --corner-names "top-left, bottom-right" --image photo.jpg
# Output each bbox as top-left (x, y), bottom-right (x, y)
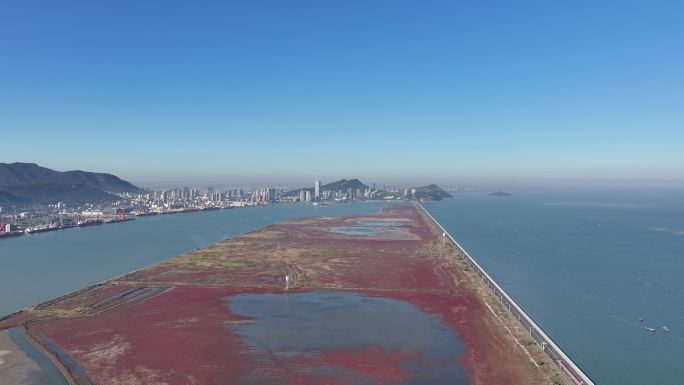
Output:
top-left (314, 179), bottom-right (321, 200)
top-left (305, 190), bottom-right (312, 202)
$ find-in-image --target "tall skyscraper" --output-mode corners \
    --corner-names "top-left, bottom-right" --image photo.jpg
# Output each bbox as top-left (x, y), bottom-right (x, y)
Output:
top-left (314, 179), bottom-right (321, 200)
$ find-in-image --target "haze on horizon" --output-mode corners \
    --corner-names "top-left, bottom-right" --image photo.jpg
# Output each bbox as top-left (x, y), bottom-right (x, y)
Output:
top-left (1, 1), bottom-right (683, 188)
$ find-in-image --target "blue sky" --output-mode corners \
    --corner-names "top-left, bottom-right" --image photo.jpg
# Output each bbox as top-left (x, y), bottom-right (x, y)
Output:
top-left (1, 1), bottom-right (682, 187)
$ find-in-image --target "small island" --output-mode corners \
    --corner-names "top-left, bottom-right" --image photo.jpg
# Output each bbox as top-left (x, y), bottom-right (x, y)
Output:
top-left (406, 184), bottom-right (453, 201)
top-left (489, 191), bottom-right (512, 197)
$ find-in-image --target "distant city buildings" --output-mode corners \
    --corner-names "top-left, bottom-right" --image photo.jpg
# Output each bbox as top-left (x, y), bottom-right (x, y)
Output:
top-left (251, 188), bottom-right (277, 203)
top-left (125, 179), bottom-right (431, 208)
top-left (1, 177), bottom-right (448, 238)
top-left (0, 183), bottom-right (284, 237)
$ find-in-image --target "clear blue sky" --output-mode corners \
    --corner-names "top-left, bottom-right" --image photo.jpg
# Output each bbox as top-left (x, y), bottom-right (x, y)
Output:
top-left (1, 1), bottom-right (682, 187)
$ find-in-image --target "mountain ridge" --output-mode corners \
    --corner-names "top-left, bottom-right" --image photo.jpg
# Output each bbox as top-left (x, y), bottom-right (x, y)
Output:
top-left (406, 184), bottom-right (453, 201)
top-left (0, 163), bottom-right (142, 206)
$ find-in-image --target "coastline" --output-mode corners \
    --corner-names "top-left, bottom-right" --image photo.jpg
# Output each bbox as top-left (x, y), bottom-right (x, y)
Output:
top-left (416, 201), bottom-right (592, 385)
top-left (2, 204), bottom-right (574, 385)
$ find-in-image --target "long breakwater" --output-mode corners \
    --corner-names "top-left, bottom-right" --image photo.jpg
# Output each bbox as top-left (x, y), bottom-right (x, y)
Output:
top-left (416, 202), bottom-right (595, 385)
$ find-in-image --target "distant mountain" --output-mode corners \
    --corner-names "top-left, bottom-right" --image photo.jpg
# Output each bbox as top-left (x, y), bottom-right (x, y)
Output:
top-left (0, 183), bottom-right (120, 206)
top-left (321, 178), bottom-right (368, 192)
top-left (0, 163), bottom-right (140, 192)
top-left (286, 178), bottom-right (369, 197)
top-left (0, 163), bottom-right (142, 206)
top-left (285, 179), bottom-right (452, 201)
top-left (489, 191), bottom-right (512, 197)
top-left (406, 184), bottom-right (453, 201)
top-left (0, 190), bottom-right (28, 205)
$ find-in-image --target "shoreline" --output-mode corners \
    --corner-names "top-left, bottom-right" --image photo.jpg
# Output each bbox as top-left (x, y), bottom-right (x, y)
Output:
top-left (0, 199), bottom-right (411, 242)
top-left (415, 201), bottom-right (593, 385)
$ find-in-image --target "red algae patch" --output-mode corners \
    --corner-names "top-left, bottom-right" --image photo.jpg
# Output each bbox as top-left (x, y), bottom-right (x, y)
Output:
top-left (35, 289), bottom-right (468, 385)
top-left (2, 205), bottom-right (567, 385)
top-left (36, 288), bottom-right (258, 385)
top-left (290, 345), bottom-right (420, 385)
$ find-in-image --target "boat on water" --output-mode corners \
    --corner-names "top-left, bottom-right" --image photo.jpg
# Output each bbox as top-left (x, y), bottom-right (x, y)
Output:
top-left (103, 217), bottom-right (135, 224)
top-left (645, 327), bottom-right (657, 332)
top-left (0, 231), bottom-right (24, 238)
top-left (134, 211), bottom-right (160, 216)
top-left (25, 224), bottom-right (75, 234)
top-left (662, 326), bottom-right (670, 332)
top-left (77, 219), bottom-right (104, 227)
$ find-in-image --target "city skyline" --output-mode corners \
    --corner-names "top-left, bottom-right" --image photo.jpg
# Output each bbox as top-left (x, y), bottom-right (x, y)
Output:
top-left (2, 1), bottom-right (684, 187)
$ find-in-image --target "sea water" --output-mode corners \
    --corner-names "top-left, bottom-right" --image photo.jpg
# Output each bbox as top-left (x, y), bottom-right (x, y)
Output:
top-left (424, 189), bottom-right (684, 385)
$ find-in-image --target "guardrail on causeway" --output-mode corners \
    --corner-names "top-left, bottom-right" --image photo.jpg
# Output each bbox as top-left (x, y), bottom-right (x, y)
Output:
top-left (416, 202), bottom-right (595, 385)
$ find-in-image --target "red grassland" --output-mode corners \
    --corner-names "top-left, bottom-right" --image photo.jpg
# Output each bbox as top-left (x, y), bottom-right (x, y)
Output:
top-left (1, 205), bottom-right (569, 385)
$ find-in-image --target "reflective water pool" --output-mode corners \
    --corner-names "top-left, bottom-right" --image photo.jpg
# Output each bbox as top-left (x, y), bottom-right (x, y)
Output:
top-left (328, 226), bottom-right (381, 235)
top-left (225, 290), bottom-right (468, 385)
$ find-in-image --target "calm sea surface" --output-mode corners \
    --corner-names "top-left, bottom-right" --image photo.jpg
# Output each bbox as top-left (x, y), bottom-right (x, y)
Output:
top-left (2, 192), bottom-right (682, 385)
top-left (425, 190), bottom-right (684, 385)
top-left (0, 202), bottom-right (398, 316)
